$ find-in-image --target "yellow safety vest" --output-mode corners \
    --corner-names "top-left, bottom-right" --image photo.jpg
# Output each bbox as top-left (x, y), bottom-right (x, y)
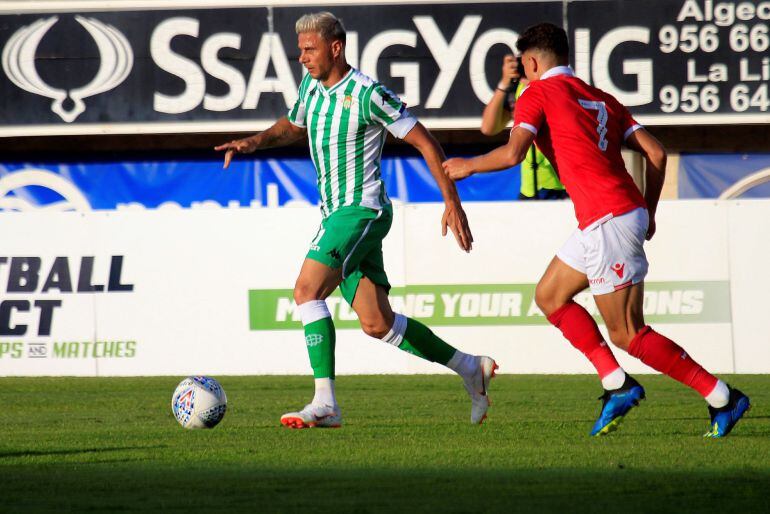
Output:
top-left (514, 82), bottom-right (565, 197)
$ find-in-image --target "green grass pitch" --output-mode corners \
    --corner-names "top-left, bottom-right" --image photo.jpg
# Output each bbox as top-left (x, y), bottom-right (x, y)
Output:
top-left (1, 375), bottom-right (768, 513)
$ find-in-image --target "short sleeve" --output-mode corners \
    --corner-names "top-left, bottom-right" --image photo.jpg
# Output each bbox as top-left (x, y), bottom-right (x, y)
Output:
top-left (619, 104), bottom-right (643, 140)
top-left (512, 84), bottom-right (545, 136)
top-left (368, 83), bottom-right (417, 139)
top-left (287, 74), bottom-right (312, 127)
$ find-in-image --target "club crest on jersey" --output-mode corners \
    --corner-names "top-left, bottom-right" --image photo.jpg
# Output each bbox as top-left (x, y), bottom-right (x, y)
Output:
top-left (343, 95), bottom-right (352, 110)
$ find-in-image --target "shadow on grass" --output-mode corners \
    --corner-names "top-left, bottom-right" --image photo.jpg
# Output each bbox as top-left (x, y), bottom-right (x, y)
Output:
top-left (0, 445), bottom-right (166, 459)
top-left (2, 465), bottom-right (769, 513)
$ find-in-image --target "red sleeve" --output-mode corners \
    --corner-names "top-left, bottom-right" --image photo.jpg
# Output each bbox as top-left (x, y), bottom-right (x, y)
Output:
top-left (618, 102), bottom-right (643, 141)
top-left (512, 84), bottom-right (544, 135)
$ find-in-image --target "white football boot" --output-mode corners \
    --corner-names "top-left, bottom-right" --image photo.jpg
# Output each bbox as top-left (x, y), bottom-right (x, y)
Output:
top-left (280, 403), bottom-right (342, 429)
top-left (462, 356), bottom-right (499, 424)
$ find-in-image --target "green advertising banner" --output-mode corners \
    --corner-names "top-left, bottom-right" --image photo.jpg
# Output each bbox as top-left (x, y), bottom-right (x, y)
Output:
top-left (249, 282), bottom-right (731, 330)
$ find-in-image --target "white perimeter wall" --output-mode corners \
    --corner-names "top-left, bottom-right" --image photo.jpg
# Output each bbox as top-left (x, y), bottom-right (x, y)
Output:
top-left (0, 199), bottom-right (768, 376)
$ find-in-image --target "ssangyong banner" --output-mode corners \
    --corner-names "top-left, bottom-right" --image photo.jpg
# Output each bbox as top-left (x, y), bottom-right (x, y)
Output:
top-left (569, 0), bottom-right (770, 124)
top-left (3, 0), bottom-right (768, 135)
top-left (0, 2), bottom-right (560, 135)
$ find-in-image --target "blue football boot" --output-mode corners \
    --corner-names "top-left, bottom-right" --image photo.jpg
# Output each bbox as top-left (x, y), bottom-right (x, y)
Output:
top-left (704, 387), bottom-right (750, 438)
top-left (590, 375), bottom-right (645, 436)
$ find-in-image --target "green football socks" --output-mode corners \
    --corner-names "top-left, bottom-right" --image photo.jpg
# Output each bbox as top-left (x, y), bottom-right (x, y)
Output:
top-left (299, 300), bottom-right (336, 379)
top-left (381, 313), bottom-right (456, 365)
top-left (402, 317), bottom-right (456, 364)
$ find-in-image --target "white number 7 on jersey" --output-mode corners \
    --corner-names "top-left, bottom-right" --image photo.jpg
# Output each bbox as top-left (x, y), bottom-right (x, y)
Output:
top-left (578, 99), bottom-right (608, 151)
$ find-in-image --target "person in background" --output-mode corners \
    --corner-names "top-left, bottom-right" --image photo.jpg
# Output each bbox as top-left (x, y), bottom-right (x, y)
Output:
top-left (481, 54), bottom-right (567, 200)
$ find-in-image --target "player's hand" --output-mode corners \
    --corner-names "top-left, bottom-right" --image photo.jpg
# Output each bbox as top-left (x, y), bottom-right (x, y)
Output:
top-left (214, 138), bottom-right (257, 169)
top-left (499, 54), bottom-right (520, 88)
top-left (442, 158), bottom-right (474, 181)
top-left (646, 216), bottom-right (656, 240)
top-left (442, 200), bottom-right (473, 252)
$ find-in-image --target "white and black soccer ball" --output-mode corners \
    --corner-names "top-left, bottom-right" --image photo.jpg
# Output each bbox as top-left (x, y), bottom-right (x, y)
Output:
top-left (171, 376), bottom-right (227, 429)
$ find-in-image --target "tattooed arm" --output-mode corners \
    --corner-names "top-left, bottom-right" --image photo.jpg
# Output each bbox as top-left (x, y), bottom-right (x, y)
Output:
top-left (214, 117), bottom-right (307, 168)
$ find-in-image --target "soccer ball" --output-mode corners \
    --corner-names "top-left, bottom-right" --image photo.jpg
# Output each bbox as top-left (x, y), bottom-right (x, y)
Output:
top-left (171, 376), bottom-right (227, 429)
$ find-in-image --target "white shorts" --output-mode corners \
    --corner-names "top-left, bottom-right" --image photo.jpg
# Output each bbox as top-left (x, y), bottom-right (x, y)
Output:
top-left (557, 207), bottom-right (649, 295)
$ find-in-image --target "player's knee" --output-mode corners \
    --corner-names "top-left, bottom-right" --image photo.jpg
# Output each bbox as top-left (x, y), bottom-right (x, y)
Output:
top-left (607, 330), bottom-right (632, 351)
top-left (293, 282), bottom-right (321, 304)
top-left (360, 318), bottom-right (390, 339)
top-left (534, 283), bottom-right (558, 316)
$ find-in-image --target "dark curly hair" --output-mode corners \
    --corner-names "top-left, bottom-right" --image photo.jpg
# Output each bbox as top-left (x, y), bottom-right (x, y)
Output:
top-left (516, 23), bottom-right (569, 60)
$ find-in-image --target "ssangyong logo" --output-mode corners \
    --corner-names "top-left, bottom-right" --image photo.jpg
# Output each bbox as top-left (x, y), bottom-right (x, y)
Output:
top-left (0, 168), bottom-right (92, 212)
top-left (1, 15), bottom-right (133, 123)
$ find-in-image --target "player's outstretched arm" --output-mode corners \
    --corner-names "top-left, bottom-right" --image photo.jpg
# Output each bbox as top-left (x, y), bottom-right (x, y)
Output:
top-left (403, 122), bottom-right (473, 252)
top-left (214, 117), bottom-right (307, 169)
top-left (443, 126), bottom-right (534, 181)
top-left (626, 128), bottom-right (667, 240)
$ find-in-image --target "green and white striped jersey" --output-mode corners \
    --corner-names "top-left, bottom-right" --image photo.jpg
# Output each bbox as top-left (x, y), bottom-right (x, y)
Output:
top-left (287, 68), bottom-right (417, 217)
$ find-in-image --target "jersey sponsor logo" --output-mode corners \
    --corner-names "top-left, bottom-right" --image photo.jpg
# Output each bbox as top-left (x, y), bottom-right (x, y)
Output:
top-left (611, 262), bottom-right (625, 278)
top-left (2, 16), bottom-right (133, 123)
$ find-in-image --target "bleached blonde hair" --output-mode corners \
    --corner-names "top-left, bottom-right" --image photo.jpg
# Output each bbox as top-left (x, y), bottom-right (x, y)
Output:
top-left (295, 12), bottom-right (346, 43)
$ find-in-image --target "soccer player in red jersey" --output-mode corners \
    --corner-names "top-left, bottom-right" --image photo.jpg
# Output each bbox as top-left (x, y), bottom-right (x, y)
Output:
top-left (443, 23), bottom-right (749, 437)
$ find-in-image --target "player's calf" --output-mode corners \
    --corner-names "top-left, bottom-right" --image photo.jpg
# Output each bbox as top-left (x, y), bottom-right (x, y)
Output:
top-left (379, 313), bottom-right (498, 423)
top-left (627, 325), bottom-right (754, 435)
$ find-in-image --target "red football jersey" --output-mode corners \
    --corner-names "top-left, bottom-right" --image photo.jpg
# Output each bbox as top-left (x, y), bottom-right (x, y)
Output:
top-left (513, 66), bottom-right (647, 229)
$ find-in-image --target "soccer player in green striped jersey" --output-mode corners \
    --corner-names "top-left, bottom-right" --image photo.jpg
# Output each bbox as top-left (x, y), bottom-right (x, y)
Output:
top-left (216, 12), bottom-right (497, 428)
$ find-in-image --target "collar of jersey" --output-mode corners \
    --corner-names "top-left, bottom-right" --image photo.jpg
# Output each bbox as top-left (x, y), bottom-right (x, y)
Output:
top-left (321, 67), bottom-right (355, 96)
top-left (540, 65), bottom-right (575, 81)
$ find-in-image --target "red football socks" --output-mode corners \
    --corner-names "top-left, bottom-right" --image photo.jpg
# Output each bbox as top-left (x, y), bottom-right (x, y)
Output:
top-left (628, 326), bottom-right (718, 398)
top-left (547, 301), bottom-right (621, 378)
